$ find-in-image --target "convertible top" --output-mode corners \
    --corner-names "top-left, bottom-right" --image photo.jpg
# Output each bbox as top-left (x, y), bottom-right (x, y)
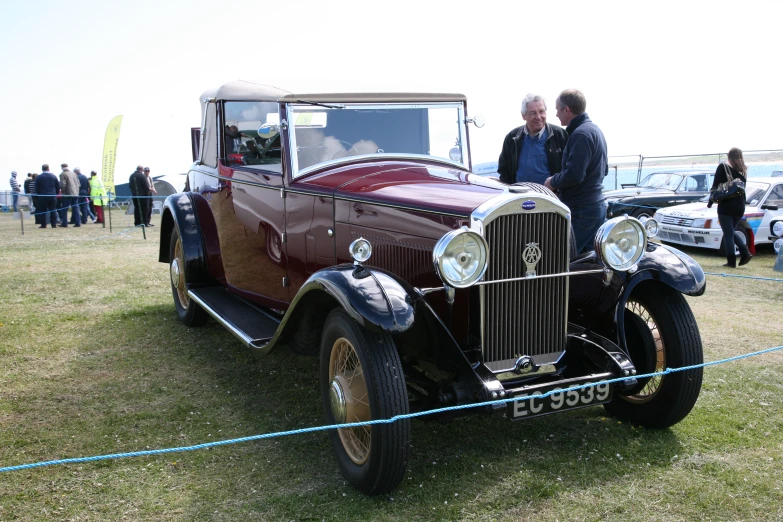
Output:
top-left (201, 80), bottom-right (466, 104)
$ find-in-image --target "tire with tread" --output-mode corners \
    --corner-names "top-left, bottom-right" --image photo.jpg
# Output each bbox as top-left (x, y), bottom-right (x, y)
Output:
top-left (604, 284), bottom-right (703, 428)
top-left (169, 227), bottom-right (208, 327)
top-left (319, 309), bottom-right (410, 494)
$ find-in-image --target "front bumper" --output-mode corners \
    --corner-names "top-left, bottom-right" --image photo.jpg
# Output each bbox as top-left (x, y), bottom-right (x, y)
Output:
top-left (657, 224), bottom-right (723, 250)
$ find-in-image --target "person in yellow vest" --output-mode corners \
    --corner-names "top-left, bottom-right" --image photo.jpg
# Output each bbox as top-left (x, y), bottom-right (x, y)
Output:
top-left (90, 171), bottom-right (107, 224)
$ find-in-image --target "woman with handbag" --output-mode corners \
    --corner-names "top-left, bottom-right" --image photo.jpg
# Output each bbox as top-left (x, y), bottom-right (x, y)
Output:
top-left (708, 147), bottom-right (752, 267)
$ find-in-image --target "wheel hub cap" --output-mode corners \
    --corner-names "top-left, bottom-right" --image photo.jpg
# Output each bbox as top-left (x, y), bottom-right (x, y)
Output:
top-left (170, 258), bottom-right (181, 288)
top-left (329, 378), bottom-right (347, 423)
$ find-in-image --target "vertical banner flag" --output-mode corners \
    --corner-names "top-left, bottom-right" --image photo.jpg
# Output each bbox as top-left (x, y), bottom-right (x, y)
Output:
top-left (102, 115), bottom-right (123, 197)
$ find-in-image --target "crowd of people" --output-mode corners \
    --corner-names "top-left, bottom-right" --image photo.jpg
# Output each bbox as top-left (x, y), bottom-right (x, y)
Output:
top-left (7, 163), bottom-right (159, 229)
top-left (15, 163), bottom-right (108, 228)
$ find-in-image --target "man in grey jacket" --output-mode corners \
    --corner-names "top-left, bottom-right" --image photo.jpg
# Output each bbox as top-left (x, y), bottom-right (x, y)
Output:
top-left (545, 89), bottom-right (607, 253)
top-left (497, 94), bottom-right (568, 185)
top-left (59, 163), bottom-right (81, 227)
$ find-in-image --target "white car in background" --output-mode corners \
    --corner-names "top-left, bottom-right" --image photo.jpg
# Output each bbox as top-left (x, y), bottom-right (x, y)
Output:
top-left (653, 177), bottom-right (783, 254)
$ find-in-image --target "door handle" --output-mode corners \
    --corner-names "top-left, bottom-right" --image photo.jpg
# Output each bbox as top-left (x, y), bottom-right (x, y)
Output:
top-left (353, 203), bottom-right (377, 217)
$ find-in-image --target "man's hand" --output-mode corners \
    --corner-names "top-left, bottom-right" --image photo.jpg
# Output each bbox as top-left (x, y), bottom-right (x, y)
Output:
top-left (544, 176), bottom-right (554, 191)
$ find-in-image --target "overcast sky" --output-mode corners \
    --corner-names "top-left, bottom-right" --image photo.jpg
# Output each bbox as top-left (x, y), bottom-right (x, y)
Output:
top-left (2, 0), bottom-right (781, 190)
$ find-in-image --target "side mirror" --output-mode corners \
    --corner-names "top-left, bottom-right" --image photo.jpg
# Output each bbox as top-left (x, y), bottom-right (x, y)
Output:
top-left (258, 123), bottom-right (280, 140)
top-left (465, 114), bottom-right (486, 128)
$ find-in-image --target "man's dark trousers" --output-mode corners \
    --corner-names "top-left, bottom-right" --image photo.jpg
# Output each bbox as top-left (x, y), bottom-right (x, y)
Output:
top-left (132, 197), bottom-right (148, 226)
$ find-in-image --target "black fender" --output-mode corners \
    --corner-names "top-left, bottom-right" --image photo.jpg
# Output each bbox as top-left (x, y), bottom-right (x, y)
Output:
top-left (266, 264), bottom-right (482, 405)
top-left (158, 193), bottom-right (209, 285)
top-left (274, 264), bottom-right (417, 347)
top-left (626, 242), bottom-right (706, 297)
top-left (615, 242), bottom-right (705, 353)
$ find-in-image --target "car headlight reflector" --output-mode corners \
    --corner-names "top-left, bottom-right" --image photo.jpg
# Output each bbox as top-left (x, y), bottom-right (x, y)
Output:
top-left (637, 216), bottom-right (659, 238)
top-left (594, 216), bottom-right (647, 271)
top-left (349, 238), bottom-right (372, 263)
top-left (433, 228), bottom-right (489, 288)
top-left (772, 221), bottom-right (783, 238)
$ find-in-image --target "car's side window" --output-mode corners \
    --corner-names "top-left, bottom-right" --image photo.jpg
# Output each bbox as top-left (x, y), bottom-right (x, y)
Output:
top-left (766, 184), bottom-right (783, 206)
top-left (683, 175), bottom-right (707, 192)
top-left (223, 101), bottom-right (282, 173)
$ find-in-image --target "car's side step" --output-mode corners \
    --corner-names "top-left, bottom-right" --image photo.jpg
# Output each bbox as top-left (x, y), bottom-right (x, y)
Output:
top-left (187, 286), bottom-right (281, 350)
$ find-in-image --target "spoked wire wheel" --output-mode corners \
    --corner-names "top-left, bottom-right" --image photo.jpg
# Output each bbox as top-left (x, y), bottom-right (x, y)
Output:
top-left (328, 337), bottom-right (371, 465)
top-left (168, 226), bottom-right (207, 326)
top-left (172, 235), bottom-right (190, 310)
top-left (320, 308), bottom-right (410, 494)
top-left (604, 284), bottom-right (703, 429)
top-left (623, 299), bottom-right (664, 402)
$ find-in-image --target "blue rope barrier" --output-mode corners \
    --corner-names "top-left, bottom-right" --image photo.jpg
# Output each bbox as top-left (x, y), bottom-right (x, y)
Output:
top-left (704, 272), bottom-right (783, 282)
top-left (2, 344), bottom-right (781, 474)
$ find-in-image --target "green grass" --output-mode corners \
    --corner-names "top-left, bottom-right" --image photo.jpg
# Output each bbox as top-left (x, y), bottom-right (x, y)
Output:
top-left (1, 212), bottom-right (782, 521)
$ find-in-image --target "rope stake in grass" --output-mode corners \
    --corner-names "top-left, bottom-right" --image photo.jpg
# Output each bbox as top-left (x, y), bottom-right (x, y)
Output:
top-left (1, 344), bottom-right (781, 474)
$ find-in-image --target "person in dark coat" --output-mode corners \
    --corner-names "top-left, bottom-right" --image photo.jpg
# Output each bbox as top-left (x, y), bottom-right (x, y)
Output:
top-left (497, 94), bottom-right (568, 186)
top-left (34, 164), bottom-right (60, 228)
top-left (129, 165), bottom-right (150, 226)
top-left (545, 89), bottom-right (608, 254)
top-left (74, 168), bottom-right (95, 224)
top-left (23, 173), bottom-right (35, 213)
top-left (707, 148), bottom-right (752, 268)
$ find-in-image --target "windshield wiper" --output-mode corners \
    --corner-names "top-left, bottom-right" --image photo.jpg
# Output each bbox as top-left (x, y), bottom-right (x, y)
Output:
top-left (295, 99), bottom-right (345, 109)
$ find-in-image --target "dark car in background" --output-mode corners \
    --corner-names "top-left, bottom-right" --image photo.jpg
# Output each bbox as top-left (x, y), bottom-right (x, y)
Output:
top-left (605, 168), bottom-right (715, 219)
top-left (159, 81), bottom-right (707, 494)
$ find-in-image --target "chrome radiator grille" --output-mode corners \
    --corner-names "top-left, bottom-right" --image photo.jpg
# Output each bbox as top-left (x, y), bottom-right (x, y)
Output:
top-left (482, 212), bottom-right (570, 362)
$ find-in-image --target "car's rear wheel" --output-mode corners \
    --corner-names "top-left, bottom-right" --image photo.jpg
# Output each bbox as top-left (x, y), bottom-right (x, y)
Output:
top-left (169, 227), bottom-right (208, 327)
top-left (604, 284), bottom-right (703, 428)
top-left (319, 309), bottom-right (410, 494)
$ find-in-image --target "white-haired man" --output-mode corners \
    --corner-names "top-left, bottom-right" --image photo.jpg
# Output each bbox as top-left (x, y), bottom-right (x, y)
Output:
top-left (497, 94), bottom-right (568, 186)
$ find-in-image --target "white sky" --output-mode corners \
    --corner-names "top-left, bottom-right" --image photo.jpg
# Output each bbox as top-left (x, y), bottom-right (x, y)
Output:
top-left (2, 0), bottom-right (782, 191)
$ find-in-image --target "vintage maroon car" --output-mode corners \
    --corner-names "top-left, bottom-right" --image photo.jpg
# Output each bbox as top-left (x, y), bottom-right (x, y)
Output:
top-left (160, 81), bottom-right (706, 494)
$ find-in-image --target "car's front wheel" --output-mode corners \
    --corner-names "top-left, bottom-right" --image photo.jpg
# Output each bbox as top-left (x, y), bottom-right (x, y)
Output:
top-left (319, 309), bottom-right (410, 494)
top-left (604, 283), bottom-right (703, 428)
top-left (169, 227), bottom-right (208, 327)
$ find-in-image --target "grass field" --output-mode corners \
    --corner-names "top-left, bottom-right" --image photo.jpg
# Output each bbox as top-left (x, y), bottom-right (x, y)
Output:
top-left (1, 210), bottom-right (782, 521)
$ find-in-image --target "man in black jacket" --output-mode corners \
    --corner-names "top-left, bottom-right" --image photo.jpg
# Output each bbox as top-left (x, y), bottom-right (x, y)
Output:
top-left (545, 89), bottom-right (608, 254)
top-left (497, 94), bottom-right (568, 185)
top-left (129, 165), bottom-right (150, 227)
top-left (34, 164), bottom-right (60, 228)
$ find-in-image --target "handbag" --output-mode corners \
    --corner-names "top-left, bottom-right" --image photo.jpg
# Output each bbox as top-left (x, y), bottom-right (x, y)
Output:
top-left (711, 163), bottom-right (745, 203)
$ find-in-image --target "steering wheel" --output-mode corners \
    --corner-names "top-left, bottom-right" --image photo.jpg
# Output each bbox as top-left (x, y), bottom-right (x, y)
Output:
top-left (329, 140), bottom-right (360, 160)
top-left (258, 134), bottom-right (281, 158)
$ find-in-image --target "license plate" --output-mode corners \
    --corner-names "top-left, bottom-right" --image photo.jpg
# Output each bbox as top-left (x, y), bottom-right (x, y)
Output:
top-left (507, 379), bottom-right (613, 420)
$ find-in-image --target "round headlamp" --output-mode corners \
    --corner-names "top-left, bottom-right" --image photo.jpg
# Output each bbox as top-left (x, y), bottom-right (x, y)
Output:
top-left (433, 228), bottom-right (489, 288)
top-left (772, 221), bottom-right (783, 238)
top-left (349, 238), bottom-right (372, 263)
top-left (637, 216), bottom-right (659, 238)
top-left (594, 216), bottom-right (647, 271)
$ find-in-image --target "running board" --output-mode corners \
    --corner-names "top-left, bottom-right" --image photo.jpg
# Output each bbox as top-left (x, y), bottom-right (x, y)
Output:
top-left (187, 287), bottom-right (281, 350)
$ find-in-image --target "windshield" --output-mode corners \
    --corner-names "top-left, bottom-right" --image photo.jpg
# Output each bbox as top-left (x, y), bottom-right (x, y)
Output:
top-left (288, 103), bottom-right (468, 177)
top-left (638, 172), bottom-right (684, 190)
top-left (745, 182), bottom-right (770, 204)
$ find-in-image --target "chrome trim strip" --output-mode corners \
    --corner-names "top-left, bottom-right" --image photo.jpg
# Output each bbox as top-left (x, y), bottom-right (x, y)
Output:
top-left (187, 290), bottom-right (268, 349)
top-left (473, 268), bottom-right (606, 286)
top-left (418, 268), bottom-right (606, 294)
